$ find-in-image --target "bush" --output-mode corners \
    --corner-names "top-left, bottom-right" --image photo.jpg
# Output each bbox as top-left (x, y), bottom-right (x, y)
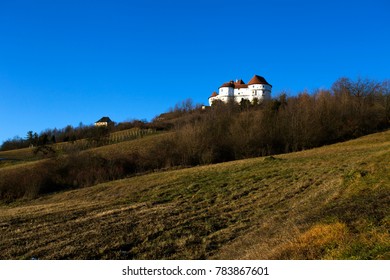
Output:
top-left (0, 153), bottom-right (139, 201)
top-left (0, 163), bottom-right (53, 201)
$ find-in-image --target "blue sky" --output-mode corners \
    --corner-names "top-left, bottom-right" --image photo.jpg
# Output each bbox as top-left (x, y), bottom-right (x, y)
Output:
top-left (1, 0), bottom-right (389, 143)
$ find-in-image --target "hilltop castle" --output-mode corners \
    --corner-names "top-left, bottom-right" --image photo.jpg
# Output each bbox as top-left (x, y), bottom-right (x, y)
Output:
top-left (208, 74), bottom-right (272, 106)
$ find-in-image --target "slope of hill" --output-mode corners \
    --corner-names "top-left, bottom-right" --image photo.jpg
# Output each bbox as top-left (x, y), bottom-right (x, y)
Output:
top-left (0, 130), bottom-right (389, 259)
top-left (0, 128), bottom-right (160, 165)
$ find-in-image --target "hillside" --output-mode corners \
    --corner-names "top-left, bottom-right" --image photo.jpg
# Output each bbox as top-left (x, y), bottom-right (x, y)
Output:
top-left (0, 130), bottom-right (389, 259)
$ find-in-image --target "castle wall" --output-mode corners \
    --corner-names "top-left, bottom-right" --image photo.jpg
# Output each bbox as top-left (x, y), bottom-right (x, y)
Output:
top-left (209, 76), bottom-right (272, 106)
top-left (219, 87), bottom-right (234, 96)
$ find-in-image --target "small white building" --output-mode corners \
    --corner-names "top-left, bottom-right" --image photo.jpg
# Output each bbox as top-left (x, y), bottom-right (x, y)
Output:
top-left (209, 74), bottom-right (272, 105)
top-left (94, 117), bottom-right (113, 127)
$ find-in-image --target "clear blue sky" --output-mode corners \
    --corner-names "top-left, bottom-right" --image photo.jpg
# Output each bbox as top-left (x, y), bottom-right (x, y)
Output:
top-left (1, 0), bottom-right (389, 143)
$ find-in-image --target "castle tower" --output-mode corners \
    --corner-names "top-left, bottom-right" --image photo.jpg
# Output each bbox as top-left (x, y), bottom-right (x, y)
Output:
top-left (247, 75), bottom-right (272, 100)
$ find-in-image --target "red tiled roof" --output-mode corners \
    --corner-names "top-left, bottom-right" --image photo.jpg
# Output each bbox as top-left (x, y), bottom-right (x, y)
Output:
top-left (218, 75), bottom-right (271, 89)
top-left (220, 81), bottom-right (235, 88)
top-left (234, 79), bottom-right (248, 88)
top-left (210, 91), bottom-right (218, 97)
top-left (234, 84), bottom-right (248, 89)
top-left (247, 75), bottom-right (271, 86)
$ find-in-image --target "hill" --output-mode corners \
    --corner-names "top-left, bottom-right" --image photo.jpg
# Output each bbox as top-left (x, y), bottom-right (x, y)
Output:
top-left (0, 130), bottom-right (389, 259)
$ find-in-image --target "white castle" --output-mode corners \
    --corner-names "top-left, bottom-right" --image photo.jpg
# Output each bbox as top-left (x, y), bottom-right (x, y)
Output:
top-left (208, 74), bottom-right (272, 106)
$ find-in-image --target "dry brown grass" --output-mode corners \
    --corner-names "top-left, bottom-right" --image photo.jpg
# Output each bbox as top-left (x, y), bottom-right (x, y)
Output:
top-left (0, 130), bottom-right (389, 259)
top-left (272, 222), bottom-right (350, 259)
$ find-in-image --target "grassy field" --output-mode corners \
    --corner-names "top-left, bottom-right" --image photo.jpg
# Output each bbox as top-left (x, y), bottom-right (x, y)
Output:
top-left (0, 130), bottom-right (389, 259)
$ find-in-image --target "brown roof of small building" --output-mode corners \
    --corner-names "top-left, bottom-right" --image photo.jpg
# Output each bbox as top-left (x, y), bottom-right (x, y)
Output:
top-left (95, 116), bottom-right (113, 123)
top-left (247, 75), bottom-right (271, 86)
top-left (210, 91), bottom-right (218, 97)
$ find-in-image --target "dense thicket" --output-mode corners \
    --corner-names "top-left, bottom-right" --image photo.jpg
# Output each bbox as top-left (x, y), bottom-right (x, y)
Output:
top-left (1, 77), bottom-right (389, 201)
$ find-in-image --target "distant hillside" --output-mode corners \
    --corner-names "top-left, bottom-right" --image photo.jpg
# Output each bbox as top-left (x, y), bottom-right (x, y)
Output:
top-left (1, 77), bottom-right (389, 196)
top-left (0, 130), bottom-right (389, 259)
